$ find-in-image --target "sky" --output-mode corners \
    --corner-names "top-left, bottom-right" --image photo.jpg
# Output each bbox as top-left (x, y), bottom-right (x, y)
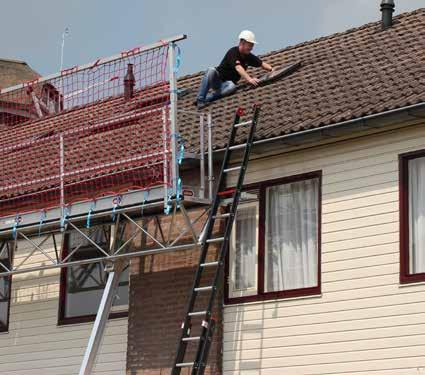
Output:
top-left (1, 0), bottom-right (424, 78)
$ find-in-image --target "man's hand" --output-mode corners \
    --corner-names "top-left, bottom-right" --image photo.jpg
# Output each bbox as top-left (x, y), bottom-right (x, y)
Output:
top-left (247, 77), bottom-right (260, 87)
top-left (262, 62), bottom-right (273, 72)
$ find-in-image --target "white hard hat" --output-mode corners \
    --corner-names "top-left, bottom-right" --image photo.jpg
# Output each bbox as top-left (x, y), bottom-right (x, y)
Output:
top-left (238, 30), bottom-right (258, 44)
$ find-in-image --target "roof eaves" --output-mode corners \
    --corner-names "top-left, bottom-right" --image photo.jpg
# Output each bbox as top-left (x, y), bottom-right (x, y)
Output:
top-left (213, 101), bottom-right (425, 154)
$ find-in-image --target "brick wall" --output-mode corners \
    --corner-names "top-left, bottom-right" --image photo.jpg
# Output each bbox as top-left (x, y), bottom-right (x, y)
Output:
top-left (126, 206), bottom-right (225, 375)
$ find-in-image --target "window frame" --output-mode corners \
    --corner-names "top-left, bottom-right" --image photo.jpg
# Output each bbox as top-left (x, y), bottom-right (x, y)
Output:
top-left (228, 200), bottom-right (260, 299)
top-left (399, 149), bottom-right (425, 284)
top-left (58, 230), bottom-right (128, 326)
top-left (0, 243), bottom-right (13, 333)
top-left (225, 171), bottom-right (322, 305)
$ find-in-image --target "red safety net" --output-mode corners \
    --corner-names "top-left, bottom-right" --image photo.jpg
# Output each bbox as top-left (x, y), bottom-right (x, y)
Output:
top-left (0, 44), bottom-right (171, 217)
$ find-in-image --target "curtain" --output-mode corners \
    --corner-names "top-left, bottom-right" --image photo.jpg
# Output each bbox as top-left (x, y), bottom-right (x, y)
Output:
top-left (232, 203), bottom-right (258, 293)
top-left (265, 178), bottom-right (319, 292)
top-left (409, 157), bottom-right (425, 274)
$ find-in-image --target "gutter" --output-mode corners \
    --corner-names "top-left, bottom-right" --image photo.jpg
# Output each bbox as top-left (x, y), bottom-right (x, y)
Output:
top-left (213, 101), bottom-right (425, 154)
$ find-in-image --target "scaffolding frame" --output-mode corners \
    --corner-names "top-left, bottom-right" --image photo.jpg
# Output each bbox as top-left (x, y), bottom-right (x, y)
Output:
top-left (0, 34), bottom-right (219, 374)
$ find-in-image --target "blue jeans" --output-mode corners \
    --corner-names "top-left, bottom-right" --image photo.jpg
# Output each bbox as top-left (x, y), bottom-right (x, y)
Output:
top-left (197, 67), bottom-right (237, 103)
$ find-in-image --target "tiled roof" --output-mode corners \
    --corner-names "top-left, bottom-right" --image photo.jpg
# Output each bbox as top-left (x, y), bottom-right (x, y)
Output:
top-left (177, 8), bottom-right (425, 150)
top-left (1, 8), bottom-right (425, 210)
top-left (0, 59), bottom-right (39, 90)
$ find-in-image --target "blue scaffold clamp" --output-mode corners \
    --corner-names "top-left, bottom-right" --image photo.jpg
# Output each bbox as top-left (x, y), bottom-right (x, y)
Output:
top-left (38, 210), bottom-right (47, 237)
top-left (86, 201), bottom-right (96, 229)
top-left (12, 215), bottom-right (22, 240)
top-left (112, 195), bottom-right (122, 222)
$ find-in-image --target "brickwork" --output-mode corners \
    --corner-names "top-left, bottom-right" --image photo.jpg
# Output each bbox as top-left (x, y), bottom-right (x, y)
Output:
top-left (126, 206), bottom-right (225, 375)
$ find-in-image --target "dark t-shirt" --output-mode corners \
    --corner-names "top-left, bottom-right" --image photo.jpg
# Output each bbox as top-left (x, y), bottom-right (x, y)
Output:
top-left (216, 46), bottom-right (262, 84)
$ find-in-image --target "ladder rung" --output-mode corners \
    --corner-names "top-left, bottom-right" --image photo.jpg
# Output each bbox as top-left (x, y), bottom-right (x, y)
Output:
top-left (206, 237), bottom-right (224, 243)
top-left (223, 166), bottom-right (241, 173)
top-left (182, 336), bottom-right (201, 342)
top-left (217, 189), bottom-right (236, 197)
top-left (176, 362), bottom-right (194, 368)
top-left (229, 143), bottom-right (247, 151)
top-left (235, 120), bottom-right (252, 128)
top-left (200, 261), bottom-right (219, 267)
top-left (188, 311), bottom-right (207, 317)
top-left (213, 213), bottom-right (232, 219)
top-left (194, 286), bottom-right (214, 292)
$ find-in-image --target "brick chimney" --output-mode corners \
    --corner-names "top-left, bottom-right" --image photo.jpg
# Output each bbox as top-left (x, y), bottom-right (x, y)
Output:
top-left (124, 63), bottom-right (135, 100)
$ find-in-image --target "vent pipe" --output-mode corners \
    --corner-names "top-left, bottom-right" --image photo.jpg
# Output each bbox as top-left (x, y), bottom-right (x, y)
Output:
top-left (381, 0), bottom-right (395, 29)
top-left (124, 63), bottom-right (135, 100)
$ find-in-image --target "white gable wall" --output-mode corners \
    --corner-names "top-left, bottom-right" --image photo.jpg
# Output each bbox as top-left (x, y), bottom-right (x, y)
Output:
top-left (224, 120), bottom-right (425, 374)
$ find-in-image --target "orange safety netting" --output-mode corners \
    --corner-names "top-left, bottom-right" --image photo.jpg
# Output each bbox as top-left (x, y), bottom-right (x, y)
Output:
top-left (0, 44), bottom-right (172, 217)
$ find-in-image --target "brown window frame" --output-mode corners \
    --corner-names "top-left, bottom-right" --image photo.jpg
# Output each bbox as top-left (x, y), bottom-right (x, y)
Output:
top-left (0, 243), bottom-right (13, 333)
top-left (225, 171), bottom-right (322, 305)
top-left (58, 231), bottom-right (128, 326)
top-left (399, 150), bottom-right (425, 284)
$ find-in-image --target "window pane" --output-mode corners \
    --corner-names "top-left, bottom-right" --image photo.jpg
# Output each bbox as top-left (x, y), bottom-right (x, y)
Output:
top-left (64, 226), bottom-right (129, 318)
top-left (408, 157), bottom-right (425, 274)
top-left (229, 192), bottom-right (259, 298)
top-left (0, 245), bottom-right (11, 331)
top-left (265, 178), bottom-right (319, 292)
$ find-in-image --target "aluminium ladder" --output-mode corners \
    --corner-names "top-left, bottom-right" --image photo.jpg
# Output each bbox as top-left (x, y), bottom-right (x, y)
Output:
top-left (171, 104), bottom-right (261, 375)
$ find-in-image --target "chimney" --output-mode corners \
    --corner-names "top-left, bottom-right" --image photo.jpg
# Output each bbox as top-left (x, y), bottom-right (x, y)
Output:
top-left (380, 0), bottom-right (395, 29)
top-left (124, 63), bottom-right (135, 100)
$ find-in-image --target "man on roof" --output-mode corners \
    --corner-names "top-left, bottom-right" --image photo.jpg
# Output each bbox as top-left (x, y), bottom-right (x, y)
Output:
top-left (196, 30), bottom-right (273, 109)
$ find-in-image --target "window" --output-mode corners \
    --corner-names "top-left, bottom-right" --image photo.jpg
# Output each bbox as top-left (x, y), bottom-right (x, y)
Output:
top-left (399, 150), bottom-right (425, 283)
top-left (227, 172), bottom-right (321, 304)
top-left (229, 200), bottom-right (259, 298)
top-left (58, 225), bottom-right (129, 324)
top-left (0, 243), bottom-right (12, 332)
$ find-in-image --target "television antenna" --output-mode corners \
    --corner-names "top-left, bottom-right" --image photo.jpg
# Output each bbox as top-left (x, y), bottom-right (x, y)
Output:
top-left (60, 27), bottom-right (71, 71)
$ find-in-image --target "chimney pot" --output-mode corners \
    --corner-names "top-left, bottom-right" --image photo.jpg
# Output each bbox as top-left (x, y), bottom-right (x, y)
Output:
top-left (124, 63), bottom-right (135, 100)
top-left (381, 0), bottom-right (395, 29)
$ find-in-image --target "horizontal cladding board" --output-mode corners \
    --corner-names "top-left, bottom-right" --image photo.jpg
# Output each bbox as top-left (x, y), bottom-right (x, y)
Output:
top-left (224, 121), bottom-right (425, 373)
top-left (0, 239), bottom-right (128, 375)
top-left (223, 325), bottom-right (425, 352)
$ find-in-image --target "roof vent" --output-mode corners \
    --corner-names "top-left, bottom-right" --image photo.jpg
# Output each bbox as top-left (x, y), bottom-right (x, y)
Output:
top-left (380, 0), bottom-right (395, 29)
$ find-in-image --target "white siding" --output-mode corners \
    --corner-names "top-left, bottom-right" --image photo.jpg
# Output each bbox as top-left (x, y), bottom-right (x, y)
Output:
top-left (0, 237), bottom-right (127, 375)
top-left (224, 122), bottom-right (425, 374)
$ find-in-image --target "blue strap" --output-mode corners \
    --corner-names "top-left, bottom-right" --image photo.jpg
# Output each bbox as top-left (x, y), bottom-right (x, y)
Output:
top-left (86, 201), bottom-right (96, 229)
top-left (12, 215), bottom-right (20, 240)
top-left (112, 195), bottom-right (122, 222)
top-left (164, 188), bottom-right (173, 215)
top-left (112, 204), bottom-right (117, 222)
top-left (141, 190), bottom-right (150, 217)
top-left (173, 45), bottom-right (181, 74)
top-left (178, 142), bottom-right (185, 165)
top-left (176, 177), bottom-right (183, 209)
top-left (61, 207), bottom-right (69, 228)
top-left (38, 211), bottom-right (47, 237)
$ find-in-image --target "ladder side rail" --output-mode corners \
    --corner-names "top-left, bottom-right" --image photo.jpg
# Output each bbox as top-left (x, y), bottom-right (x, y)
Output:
top-left (171, 109), bottom-right (243, 373)
top-left (192, 105), bottom-right (261, 375)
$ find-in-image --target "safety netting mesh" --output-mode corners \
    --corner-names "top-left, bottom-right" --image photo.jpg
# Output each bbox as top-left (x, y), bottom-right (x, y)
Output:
top-left (0, 44), bottom-right (171, 216)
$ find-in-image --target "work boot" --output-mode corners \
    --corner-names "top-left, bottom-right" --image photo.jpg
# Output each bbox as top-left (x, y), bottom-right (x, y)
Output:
top-left (196, 99), bottom-right (207, 110)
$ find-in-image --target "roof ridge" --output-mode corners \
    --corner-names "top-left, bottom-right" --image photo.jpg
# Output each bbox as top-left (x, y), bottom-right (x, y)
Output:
top-left (0, 58), bottom-right (29, 65)
top-left (178, 7), bottom-right (425, 82)
top-left (262, 7), bottom-right (425, 58)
